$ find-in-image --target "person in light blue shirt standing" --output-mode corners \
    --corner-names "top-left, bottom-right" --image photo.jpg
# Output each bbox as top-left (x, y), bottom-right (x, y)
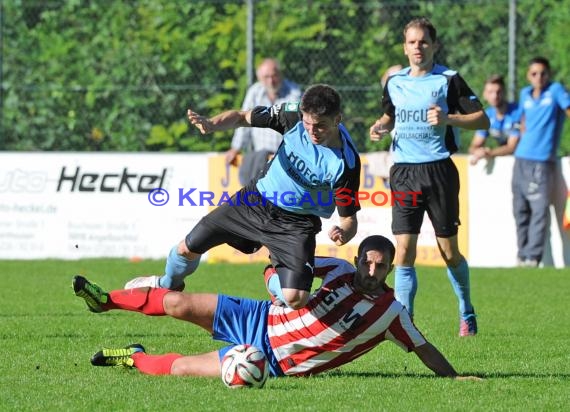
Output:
top-left (511, 57), bottom-right (570, 267)
top-left (369, 17), bottom-right (490, 337)
top-left (469, 74), bottom-right (520, 165)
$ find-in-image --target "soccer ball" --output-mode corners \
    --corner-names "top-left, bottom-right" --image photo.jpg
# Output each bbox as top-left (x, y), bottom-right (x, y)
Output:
top-left (220, 344), bottom-right (269, 388)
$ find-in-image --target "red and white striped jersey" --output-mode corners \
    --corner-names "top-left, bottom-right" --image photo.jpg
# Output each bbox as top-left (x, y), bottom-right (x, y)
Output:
top-left (267, 257), bottom-right (426, 376)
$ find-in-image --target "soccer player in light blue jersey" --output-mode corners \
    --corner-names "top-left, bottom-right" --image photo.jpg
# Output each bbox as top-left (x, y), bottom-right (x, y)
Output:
top-left (369, 17), bottom-right (490, 337)
top-left (225, 58), bottom-right (302, 185)
top-left (468, 74), bottom-right (520, 166)
top-left (511, 57), bottom-right (570, 267)
top-left (126, 84), bottom-right (361, 310)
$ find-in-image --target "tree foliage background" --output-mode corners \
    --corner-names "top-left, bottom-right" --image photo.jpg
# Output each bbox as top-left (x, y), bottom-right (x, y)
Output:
top-left (1, 0), bottom-right (569, 153)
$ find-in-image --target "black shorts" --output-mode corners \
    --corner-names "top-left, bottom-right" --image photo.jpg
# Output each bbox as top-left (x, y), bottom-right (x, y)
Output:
top-left (185, 184), bottom-right (322, 291)
top-left (390, 157), bottom-right (460, 237)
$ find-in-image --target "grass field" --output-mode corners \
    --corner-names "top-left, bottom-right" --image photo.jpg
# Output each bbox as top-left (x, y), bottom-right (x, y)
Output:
top-left (0, 259), bottom-right (568, 411)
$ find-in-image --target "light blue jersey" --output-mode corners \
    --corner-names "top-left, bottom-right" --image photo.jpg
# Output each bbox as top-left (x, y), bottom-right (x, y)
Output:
top-left (250, 103), bottom-right (361, 218)
top-left (383, 65), bottom-right (484, 164)
top-left (474, 103), bottom-right (520, 145)
top-left (515, 82), bottom-right (570, 162)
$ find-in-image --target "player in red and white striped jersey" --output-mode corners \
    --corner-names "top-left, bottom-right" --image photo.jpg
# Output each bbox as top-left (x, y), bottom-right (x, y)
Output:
top-left (74, 235), bottom-right (481, 381)
top-left (267, 255), bottom-right (425, 376)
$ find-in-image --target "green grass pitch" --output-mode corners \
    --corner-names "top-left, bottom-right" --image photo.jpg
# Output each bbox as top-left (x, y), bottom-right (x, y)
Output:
top-left (0, 259), bottom-right (568, 411)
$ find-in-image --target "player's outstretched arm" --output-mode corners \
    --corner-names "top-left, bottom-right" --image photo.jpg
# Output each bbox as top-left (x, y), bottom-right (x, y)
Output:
top-left (413, 342), bottom-right (483, 381)
top-left (187, 109), bottom-right (252, 134)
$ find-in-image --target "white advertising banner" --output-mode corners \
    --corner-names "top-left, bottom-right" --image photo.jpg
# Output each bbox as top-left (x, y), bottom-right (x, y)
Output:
top-left (0, 152), bottom-right (209, 259)
top-left (468, 156), bottom-right (570, 268)
top-left (1, 152), bottom-right (569, 267)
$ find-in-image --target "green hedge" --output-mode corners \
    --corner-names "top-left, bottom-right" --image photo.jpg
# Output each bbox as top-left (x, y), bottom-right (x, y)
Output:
top-left (2, 0), bottom-right (568, 154)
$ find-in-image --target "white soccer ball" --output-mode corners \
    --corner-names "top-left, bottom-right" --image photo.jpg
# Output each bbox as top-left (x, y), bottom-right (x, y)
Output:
top-left (220, 344), bottom-right (269, 389)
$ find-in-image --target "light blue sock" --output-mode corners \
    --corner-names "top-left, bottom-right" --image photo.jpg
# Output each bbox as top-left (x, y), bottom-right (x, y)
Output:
top-left (394, 266), bottom-right (417, 317)
top-left (267, 272), bottom-right (287, 304)
top-left (446, 257), bottom-right (473, 316)
top-left (159, 245), bottom-right (200, 289)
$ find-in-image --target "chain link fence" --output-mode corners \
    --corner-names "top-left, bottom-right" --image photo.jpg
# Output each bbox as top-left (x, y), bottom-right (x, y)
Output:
top-left (1, 0), bottom-right (567, 153)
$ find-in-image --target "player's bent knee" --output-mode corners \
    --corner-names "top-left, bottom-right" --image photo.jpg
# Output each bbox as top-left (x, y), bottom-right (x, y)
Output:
top-left (281, 289), bottom-right (310, 309)
top-left (276, 266), bottom-right (314, 291)
top-left (177, 239), bottom-right (189, 254)
top-left (177, 239), bottom-right (200, 260)
top-left (162, 292), bottom-right (186, 317)
top-left (169, 358), bottom-right (192, 376)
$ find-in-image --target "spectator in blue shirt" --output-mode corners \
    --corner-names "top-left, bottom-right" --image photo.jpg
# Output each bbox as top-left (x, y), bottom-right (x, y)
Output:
top-left (469, 74), bottom-right (520, 166)
top-left (511, 57), bottom-right (570, 267)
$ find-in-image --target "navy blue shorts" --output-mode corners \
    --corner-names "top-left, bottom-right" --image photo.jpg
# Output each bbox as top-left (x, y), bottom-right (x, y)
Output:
top-left (390, 157), bottom-right (460, 237)
top-left (213, 295), bottom-right (284, 377)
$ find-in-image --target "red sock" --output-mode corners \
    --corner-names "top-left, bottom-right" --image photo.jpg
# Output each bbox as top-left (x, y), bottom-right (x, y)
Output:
top-left (104, 288), bottom-right (170, 315)
top-left (131, 352), bottom-right (182, 375)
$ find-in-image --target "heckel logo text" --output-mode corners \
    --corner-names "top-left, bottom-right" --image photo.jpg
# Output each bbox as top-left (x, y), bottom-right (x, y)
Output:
top-left (57, 166), bottom-right (167, 193)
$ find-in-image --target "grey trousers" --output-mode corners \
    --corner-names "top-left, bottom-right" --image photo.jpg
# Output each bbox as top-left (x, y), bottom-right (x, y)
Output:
top-left (511, 158), bottom-right (557, 262)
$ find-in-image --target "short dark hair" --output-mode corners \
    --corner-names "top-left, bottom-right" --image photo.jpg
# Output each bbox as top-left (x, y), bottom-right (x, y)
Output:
top-left (299, 84), bottom-right (341, 117)
top-left (529, 56), bottom-right (551, 71)
top-left (357, 235), bottom-right (395, 264)
top-left (485, 74), bottom-right (505, 88)
top-left (404, 17), bottom-right (437, 43)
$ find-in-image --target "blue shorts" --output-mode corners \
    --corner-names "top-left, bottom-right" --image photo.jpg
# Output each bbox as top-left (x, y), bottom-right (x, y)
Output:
top-left (213, 295), bottom-right (284, 377)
